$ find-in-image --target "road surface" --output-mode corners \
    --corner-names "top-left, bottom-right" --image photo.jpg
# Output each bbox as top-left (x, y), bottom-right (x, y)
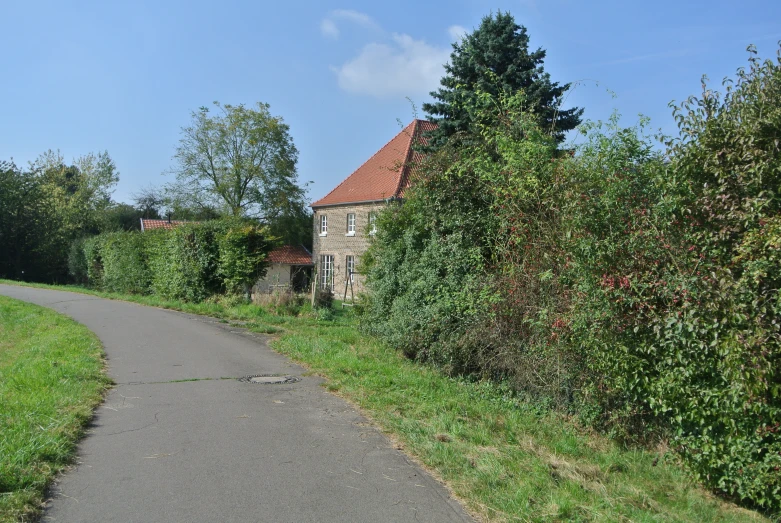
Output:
top-left (0, 285), bottom-right (471, 523)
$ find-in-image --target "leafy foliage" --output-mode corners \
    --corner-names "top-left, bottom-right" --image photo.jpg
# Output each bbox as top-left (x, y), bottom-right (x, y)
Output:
top-left (363, 47), bottom-right (781, 513)
top-left (0, 161), bottom-right (59, 282)
top-left (168, 101), bottom-right (305, 220)
top-left (71, 220), bottom-right (272, 302)
top-left (218, 224), bottom-right (272, 296)
top-left (0, 151), bottom-right (119, 283)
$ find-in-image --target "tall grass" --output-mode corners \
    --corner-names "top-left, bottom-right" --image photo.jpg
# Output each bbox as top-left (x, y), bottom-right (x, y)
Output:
top-left (1, 280), bottom-right (767, 521)
top-left (0, 296), bottom-right (110, 522)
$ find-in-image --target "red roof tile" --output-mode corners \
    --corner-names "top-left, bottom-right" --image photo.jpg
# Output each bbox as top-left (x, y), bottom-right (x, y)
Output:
top-left (140, 219), bottom-right (192, 231)
top-left (267, 245), bottom-right (313, 265)
top-left (311, 119), bottom-right (437, 208)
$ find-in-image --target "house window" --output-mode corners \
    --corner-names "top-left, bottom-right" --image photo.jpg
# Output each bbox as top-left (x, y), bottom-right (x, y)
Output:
top-left (368, 212), bottom-right (377, 235)
top-left (346, 213), bottom-right (356, 235)
top-left (320, 255), bottom-right (334, 289)
top-left (319, 214), bottom-right (327, 236)
top-left (346, 255), bottom-right (355, 282)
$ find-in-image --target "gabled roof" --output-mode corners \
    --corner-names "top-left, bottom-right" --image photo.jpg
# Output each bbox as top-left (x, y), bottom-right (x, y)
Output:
top-left (267, 245), bottom-right (313, 265)
top-left (311, 119), bottom-right (437, 208)
top-left (140, 219), bottom-right (192, 231)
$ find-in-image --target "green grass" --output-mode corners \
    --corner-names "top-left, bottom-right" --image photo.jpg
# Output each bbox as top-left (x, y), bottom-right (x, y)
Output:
top-left (0, 296), bottom-right (111, 523)
top-left (0, 280), bottom-right (768, 522)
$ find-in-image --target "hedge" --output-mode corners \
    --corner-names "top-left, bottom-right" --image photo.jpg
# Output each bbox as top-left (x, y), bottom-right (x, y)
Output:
top-left (362, 49), bottom-right (781, 513)
top-left (69, 220), bottom-right (271, 301)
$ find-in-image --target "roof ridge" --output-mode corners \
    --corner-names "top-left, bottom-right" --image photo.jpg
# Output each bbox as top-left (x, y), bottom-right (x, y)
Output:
top-left (311, 120), bottom-right (420, 207)
top-left (393, 119), bottom-right (425, 197)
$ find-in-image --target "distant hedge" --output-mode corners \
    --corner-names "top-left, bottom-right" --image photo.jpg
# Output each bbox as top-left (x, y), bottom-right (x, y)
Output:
top-left (70, 220), bottom-right (271, 301)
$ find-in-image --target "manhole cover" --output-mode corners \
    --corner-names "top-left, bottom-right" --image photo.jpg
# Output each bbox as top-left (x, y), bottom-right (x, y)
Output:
top-left (239, 374), bottom-right (300, 384)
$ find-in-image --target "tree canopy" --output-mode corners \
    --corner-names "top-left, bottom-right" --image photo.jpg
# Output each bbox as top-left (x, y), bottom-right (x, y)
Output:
top-left (0, 150), bottom-right (120, 282)
top-left (169, 101), bottom-right (306, 222)
top-left (423, 12), bottom-right (583, 147)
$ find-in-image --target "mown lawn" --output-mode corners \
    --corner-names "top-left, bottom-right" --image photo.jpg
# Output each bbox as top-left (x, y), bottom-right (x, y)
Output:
top-left (0, 281), bottom-right (768, 522)
top-left (0, 296), bottom-right (110, 523)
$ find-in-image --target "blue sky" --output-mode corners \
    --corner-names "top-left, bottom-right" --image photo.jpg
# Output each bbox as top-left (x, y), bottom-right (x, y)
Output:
top-left (2, 0), bottom-right (780, 205)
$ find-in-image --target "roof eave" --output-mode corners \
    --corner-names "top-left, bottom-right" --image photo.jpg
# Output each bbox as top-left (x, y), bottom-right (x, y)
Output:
top-left (311, 198), bottom-right (397, 209)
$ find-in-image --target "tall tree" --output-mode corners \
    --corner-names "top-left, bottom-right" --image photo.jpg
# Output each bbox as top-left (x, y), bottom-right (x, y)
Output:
top-left (168, 101), bottom-right (305, 221)
top-left (34, 149), bottom-right (119, 236)
top-left (132, 184), bottom-right (165, 219)
top-left (0, 151), bottom-right (120, 282)
top-left (0, 161), bottom-right (56, 280)
top-left (423, 12), bottom-right (583, 147)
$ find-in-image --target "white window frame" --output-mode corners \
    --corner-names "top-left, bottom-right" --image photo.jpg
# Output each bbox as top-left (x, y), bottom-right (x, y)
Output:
top-left (320, 254), bottom-right (334, 289)
top-left (346, 213), bottom-right (356, 236)
top-left (368, 212), bottom-right (377, 235)
top-left (346, 255), bottom-right (355, 282)
top-left (319, 214), bottom-right (327, 236)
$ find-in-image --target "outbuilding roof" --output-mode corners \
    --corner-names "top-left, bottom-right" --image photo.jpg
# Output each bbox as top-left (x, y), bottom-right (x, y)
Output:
top-left (139, 219), bottom-right (192, 231)
top-left (267, 245), bottom-right (313, 265)
top-left (311, 119), bottom-right (436, 208)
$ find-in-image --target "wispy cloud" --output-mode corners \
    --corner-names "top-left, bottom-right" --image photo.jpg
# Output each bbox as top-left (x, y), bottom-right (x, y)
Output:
top-left (320, 19), bottom-right (339, 39)
top-left (586, 48), bottom-right (698, 67)
top-left (332, 33), bottom-right (450, 98)
top-left (448, 25), bottom-right (467, 42)
top-left (320, 9), bottom-right (380, 40)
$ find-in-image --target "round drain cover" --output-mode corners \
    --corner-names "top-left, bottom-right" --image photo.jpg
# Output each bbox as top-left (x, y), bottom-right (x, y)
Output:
top-left (239, 374), bottom-right (300, 384)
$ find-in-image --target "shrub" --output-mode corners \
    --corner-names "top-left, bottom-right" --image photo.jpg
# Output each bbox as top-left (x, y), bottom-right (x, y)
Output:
top-left (362, 47), bottom-right (781, 512)
top-left (99, 232), bottom-right (151, 294)
top-left (67, 237), bottom-right (89, 284)
top-left (146, 223), bottom-right (222, 301)
top-left (81, 235), bottom-right (105, 289)
top-left (314, 286), bottom-right (334, 309)
top-left (253, 290), bottom-right (305, 315)
top-left (218, 224), bottom-right (271, 296)
top-left (74, 220), bottom-right (272, 303)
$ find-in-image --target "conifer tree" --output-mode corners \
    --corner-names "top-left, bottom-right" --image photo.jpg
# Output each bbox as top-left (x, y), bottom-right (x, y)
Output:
top-left (423, 12), bottom-right (582, 147)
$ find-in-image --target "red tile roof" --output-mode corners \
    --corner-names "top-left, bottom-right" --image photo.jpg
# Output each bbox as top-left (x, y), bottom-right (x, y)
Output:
top-left (140, 219), bottom-right (192, 231)
top-left (267, 245), bottom-right (313, 265)
top-left (311, 119), bottom-right (437, 208)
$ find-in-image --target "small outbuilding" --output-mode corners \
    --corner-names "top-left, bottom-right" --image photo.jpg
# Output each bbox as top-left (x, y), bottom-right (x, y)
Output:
top-left (139, 218), bottom-right (192, 231)
top-left (254, 245), bottom-right (314, 294)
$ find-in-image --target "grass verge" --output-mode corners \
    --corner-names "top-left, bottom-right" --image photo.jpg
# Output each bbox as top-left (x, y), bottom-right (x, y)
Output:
top-left (0, 280), bottom-right (768, 522)
top-left (0, 295), bottom-right (110, 522)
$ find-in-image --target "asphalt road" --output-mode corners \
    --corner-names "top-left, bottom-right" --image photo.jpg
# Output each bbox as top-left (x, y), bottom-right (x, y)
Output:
top-left (0, 285), bottom-right (472, 523)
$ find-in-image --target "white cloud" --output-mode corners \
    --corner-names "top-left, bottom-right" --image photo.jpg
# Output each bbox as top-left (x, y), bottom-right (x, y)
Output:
top-left (332, 33), bottom-right (450, 98)
top-left (321, 19), bottom-right (339, 39)
top-left (320, 9), bottom-right (380, 39)
top-left (332, 9), bottom-right (377, 29)
top-left (448, 25), bottom-right (467, 42)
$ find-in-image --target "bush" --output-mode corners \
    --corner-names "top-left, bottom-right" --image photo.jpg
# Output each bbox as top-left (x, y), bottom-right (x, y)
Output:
top-left (253, 290), bottom-right (305, 315)
top-left (314, 286), bottom-right (334, 309)
top-left (67, 237), bottom-right (89, 284)
top-left (74, 220), bottom-right (272, 303)
top-left (99, 232), bottom-right (151, 294)
top-left (81, 235), bottom-right (105, 289)
top-left (218, 224), bottom-right (271, 296)
top-left (146, 223), bottom-right (222, 301)
top-left (361, 47), bottom-right (781, 512)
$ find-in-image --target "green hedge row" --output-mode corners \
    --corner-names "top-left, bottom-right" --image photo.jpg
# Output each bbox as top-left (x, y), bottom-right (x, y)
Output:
top-left (363, 50), bottom-right (781, 512)
top-left (70, 220), bottom-right (271, 301)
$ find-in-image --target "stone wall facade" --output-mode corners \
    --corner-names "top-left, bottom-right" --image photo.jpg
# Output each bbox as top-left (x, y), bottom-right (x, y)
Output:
top-left (254, 263), bottom-right (291, 294)
top-left (312, 202), bottom-right (385, 295)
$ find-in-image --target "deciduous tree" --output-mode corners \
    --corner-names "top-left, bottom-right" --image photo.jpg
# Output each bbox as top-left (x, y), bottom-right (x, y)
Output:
top-left (168, 102), bottom-right (305, 222)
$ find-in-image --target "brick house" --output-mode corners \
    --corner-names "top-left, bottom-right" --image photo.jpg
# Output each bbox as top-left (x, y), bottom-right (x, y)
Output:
top-left (311, 119), bottom-right (436, 293)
